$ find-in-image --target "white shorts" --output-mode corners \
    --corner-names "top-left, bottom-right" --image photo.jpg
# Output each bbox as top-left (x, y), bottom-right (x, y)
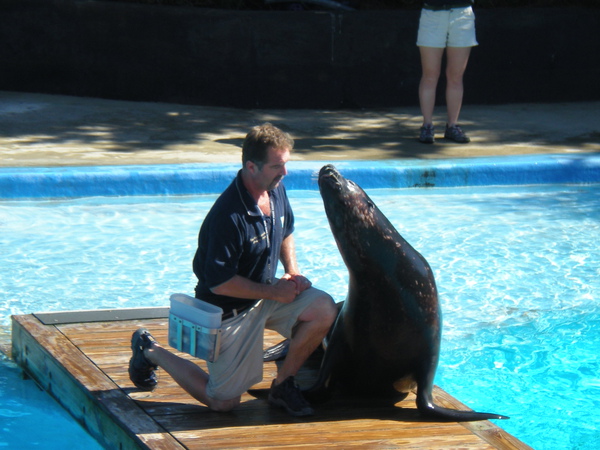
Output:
top-left (416, 7), bottom-right (478, 48)
top-left (205, 287), bottom-right (330, 400)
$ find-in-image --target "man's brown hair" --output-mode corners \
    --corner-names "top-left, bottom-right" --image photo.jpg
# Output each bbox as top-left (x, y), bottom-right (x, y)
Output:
top-left (242, 123), bottom-right (294, 169)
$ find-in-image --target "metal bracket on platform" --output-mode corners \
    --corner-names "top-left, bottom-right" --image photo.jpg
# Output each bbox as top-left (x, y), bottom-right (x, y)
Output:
top-left (33, 307), bottom-right (170, 325)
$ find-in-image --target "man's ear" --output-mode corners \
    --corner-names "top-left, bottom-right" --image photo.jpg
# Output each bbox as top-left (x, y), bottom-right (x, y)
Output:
top-left (245, 160), bottom-right (261, 175)
top-left (244, 160), bottom-right (256, 173)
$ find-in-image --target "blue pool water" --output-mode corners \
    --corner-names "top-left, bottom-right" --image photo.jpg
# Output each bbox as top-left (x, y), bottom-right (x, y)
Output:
top-left (0, 354), bottom-right (102, 449)
top-left (1, 181), bottom-right (599, 449)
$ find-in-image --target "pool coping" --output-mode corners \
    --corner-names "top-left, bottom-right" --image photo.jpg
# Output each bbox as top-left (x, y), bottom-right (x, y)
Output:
top-left (1, 153), bottom-right (599, 199)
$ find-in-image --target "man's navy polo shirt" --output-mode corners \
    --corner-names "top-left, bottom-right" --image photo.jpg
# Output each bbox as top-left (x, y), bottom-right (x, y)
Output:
top-left (193, 170), bottom-right (295, 313)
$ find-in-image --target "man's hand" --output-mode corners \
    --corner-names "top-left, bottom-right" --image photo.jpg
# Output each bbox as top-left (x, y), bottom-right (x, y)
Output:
top-left (210, 273), bottom-right (311, 305)
top-left (270, 273), bottom-right (311, 304)
top-left (282, 273), bottom-right (312, 295)
top-left (271, 277), bottom-right (299, 303)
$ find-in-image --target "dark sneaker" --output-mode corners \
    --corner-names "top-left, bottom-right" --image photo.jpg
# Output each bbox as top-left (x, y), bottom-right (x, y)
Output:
top-left (419, 124), bottom-right (435, 144)
top-left (128, 328), bottom-right (158, 391)
top-left (444, 124), bottom-right (470, 143)
top-left (268, 376), bottom-right (314, 417)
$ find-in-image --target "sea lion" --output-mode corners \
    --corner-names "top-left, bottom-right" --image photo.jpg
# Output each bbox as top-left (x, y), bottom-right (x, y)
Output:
top-left (299, 164), bottom-right (508, 421)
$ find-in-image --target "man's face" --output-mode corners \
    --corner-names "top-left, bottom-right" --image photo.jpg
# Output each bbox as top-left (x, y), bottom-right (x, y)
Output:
top-left (258, 146), bottom-right (290, 191)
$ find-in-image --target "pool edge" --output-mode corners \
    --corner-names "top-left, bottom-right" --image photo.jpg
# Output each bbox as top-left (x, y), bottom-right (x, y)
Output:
top-left (1, 153), bottom-right (599, 199)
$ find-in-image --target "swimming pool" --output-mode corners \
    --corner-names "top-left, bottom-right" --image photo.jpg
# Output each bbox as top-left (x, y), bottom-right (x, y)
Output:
top-left (0, 354), bottom-right (103, 449)
top-left (1, 156), bottom-right (599, 449)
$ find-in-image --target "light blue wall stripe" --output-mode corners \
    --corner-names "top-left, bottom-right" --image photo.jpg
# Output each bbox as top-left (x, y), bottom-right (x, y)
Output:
top-left (1, 154), bottom-right (599, 199)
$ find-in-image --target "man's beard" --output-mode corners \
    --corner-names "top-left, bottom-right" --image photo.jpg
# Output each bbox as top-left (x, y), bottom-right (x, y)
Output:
top-left (267, 175), bottom-right (284, 191)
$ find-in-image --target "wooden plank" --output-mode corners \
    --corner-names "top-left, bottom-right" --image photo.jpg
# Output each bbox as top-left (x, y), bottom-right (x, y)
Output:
top-left (166, 408), bottom-right (491, 449)
top-left (76, 320), bottom-right (500, 450)
top-left (432, 388), bottom-right (534, 450)
top-left (11, 314), bottom-right (184, 450)
top-left (144, 388), bottom-right (493, 449)
top-left (11, 312), bottom-right (531, 450)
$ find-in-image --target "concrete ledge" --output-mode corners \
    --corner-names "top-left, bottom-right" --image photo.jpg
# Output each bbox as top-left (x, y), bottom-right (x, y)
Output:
top-left (2, 154), bottom-right (599, 199)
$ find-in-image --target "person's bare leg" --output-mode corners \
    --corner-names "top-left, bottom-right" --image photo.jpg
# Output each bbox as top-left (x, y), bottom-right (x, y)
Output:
top-left (144, 344), bottom-right (240, 412)
top-left (445, 46), bottom-right (471, 127)
top-left (274, 294), bottom-right (336, 384)
top-left (419, 46), bottom-right (445, 126)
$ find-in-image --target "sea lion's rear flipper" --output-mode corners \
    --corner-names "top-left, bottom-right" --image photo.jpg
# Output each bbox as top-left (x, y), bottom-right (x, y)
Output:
top-left (263, 339), bottom-right (290, 362)
top-left (415, 378), bottom-right (509, 422)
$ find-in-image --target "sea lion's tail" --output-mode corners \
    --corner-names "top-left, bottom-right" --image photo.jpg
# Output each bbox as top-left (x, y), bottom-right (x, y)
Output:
top-left (416, 389), bottom-right (509, 422)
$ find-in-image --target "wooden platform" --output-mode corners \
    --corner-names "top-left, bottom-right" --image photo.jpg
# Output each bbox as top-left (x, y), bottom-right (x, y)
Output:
top-left (11, 309), bottom-right (531, 450)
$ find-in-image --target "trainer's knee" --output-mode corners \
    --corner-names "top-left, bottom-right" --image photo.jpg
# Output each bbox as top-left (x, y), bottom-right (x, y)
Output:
top-left (316, 293), bottom-right (338, 327)
top-left (208, 395), bottom-right (241, 412)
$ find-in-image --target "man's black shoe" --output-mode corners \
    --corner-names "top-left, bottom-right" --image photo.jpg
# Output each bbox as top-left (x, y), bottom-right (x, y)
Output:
top-left (268, 376), bottom-right (314, 417)
top-left (128, 328), bottom-right (158, 391)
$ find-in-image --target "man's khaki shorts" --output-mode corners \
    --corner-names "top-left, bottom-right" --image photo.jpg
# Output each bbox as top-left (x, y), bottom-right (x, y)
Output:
top-left (205, 287), bottom-right (329, 401)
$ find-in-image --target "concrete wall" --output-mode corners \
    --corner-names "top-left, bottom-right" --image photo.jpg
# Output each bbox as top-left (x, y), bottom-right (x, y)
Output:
top-left (0, 0), bottom-right (598, 108)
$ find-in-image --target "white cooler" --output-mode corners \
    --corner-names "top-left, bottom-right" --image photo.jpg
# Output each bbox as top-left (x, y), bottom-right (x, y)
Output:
top-left (168, 293), bottom-right (223, 362)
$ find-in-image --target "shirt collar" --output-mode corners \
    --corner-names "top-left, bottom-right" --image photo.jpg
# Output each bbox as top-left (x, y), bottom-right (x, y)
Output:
top-left (235, 170), bottom-right (264, 217)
